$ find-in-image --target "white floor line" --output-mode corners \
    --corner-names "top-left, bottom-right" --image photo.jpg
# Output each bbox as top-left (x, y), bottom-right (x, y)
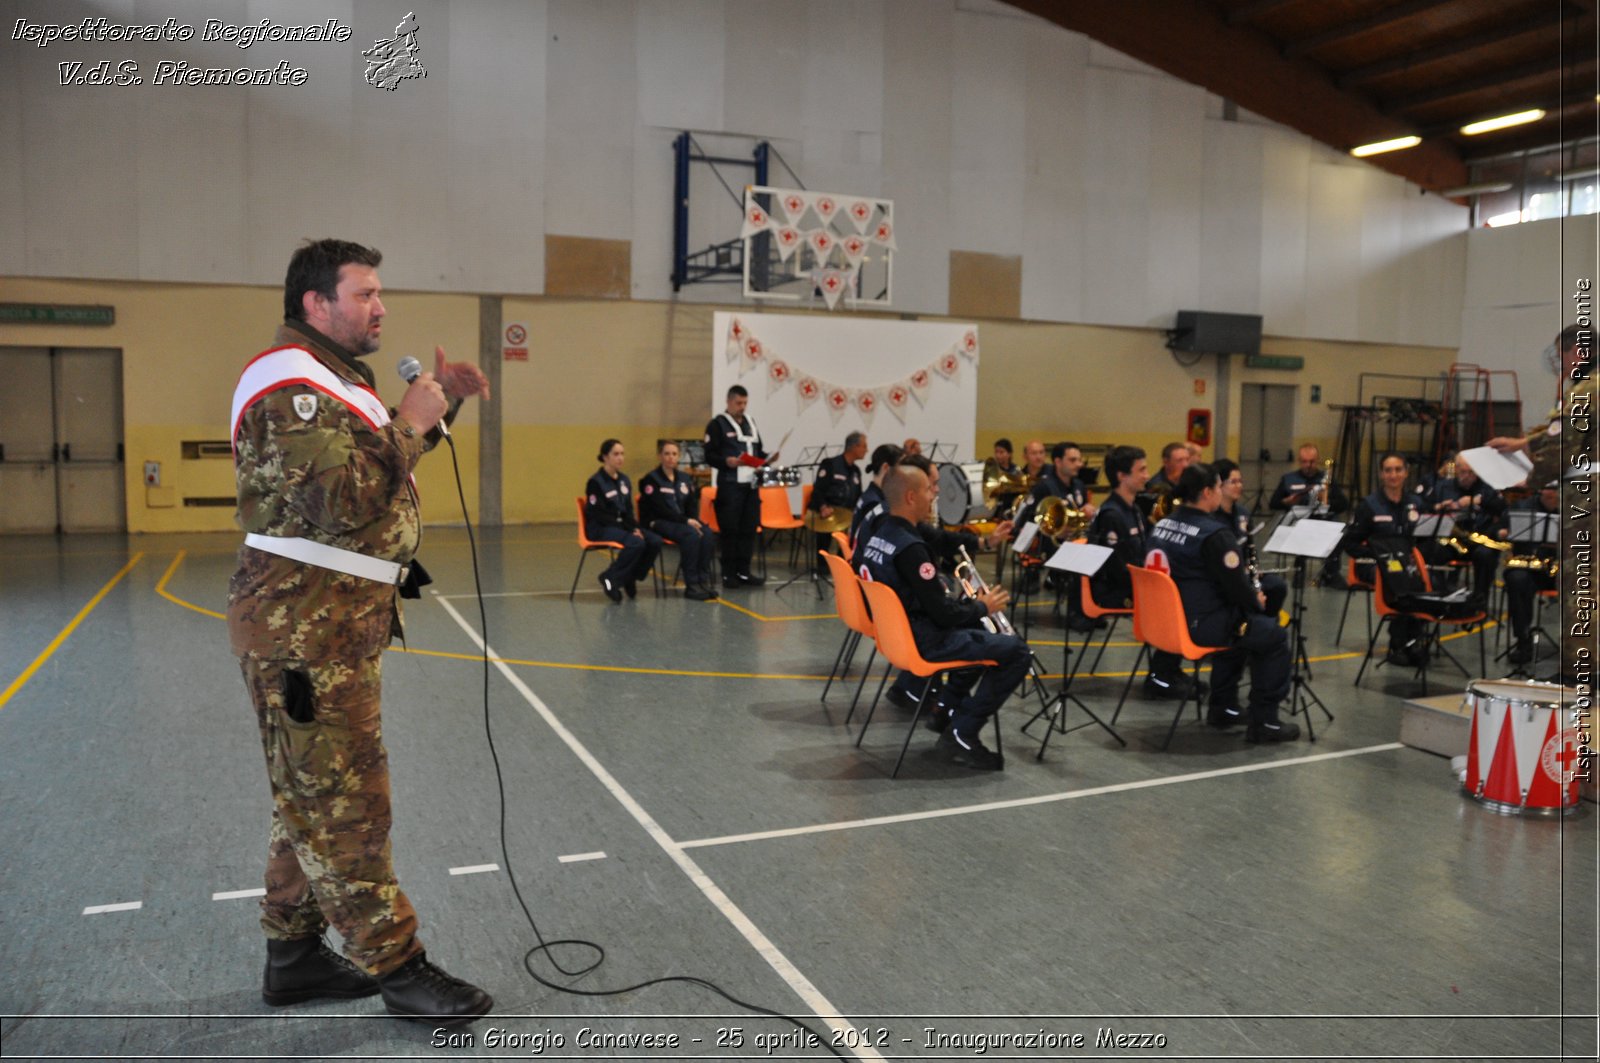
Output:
top-left (558, 851), bottom-right (607, 864)
top-left (212, 888), bottom-right (267, 901)
top-left (448, 863), bottom-right (500, 876)
top-left (434, 596), bottom-right (885, 1063)
top-left (434, 590), bottom-right (603, 600)
top-left (82, 901), bottom-right (142, 915)
top-left (679, 743), bottom-right (1407, 850)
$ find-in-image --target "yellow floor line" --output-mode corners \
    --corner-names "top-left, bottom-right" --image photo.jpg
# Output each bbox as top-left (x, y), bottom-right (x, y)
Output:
top-left (0, 553), bottom-right (145, 710)
top-left (155, 550), bottom-right (226, 619)
top-left (711, 598), bottom-right (834, 622)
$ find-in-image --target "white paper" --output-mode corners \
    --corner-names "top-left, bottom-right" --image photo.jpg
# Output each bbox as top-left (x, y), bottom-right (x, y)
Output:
top-left (1045, 541), bottom-right (1113, 576)
top-left (1458, 445), bottom-right (1534, 491)
top-left (1013, 521), bottom-right (1039, 554)
top-left (1413, 513), bottom-right (1453, 537)
top-left (1263, 518), bottom-right (1346, 559)
top-left (1508, 510), bottom-right (1560, 544)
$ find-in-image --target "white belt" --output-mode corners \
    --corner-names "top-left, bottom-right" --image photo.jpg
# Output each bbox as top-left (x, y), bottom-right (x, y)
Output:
top-left (244, 533), bottom-right (407, 585)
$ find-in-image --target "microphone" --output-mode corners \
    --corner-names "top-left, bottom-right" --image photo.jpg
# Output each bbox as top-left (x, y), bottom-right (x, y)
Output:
top-left (396, 356), bottom-right (449, 438)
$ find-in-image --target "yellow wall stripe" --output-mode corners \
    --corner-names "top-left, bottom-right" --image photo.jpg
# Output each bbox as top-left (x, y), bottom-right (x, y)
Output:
top-left (0, 553), bottom-right (145, 710)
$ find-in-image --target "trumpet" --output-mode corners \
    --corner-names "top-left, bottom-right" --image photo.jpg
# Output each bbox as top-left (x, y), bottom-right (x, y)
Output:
top-left (1313, 457), bottom-right (1334, 508)
top-left (955, 545), bottom-right (1015, 636)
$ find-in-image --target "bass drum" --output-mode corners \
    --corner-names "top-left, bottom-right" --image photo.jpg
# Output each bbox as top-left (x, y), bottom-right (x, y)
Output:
top-left (936, 461), bottom-right (986, 526)
top-left (1463, 679), bottom-right (1580, 815)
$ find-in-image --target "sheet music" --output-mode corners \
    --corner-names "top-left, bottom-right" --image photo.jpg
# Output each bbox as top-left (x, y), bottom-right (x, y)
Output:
top-left (1507, 509), bottom-right (1560, 544)
top-left (1045, 541), bottom-right (1113, 575)
top-left (1013, 521), bottom-right (1040, 554)
top-left (1413, 513), bottom-right (1453, 537)
top-left (1263, 518), bottom-right (1345, 559)
top-left (1458, 445), bottom-right (1534, 491)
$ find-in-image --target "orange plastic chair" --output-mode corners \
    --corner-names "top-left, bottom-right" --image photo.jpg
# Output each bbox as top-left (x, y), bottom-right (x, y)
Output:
top-left (1335, 553), bottom-right (1376, 645)
top-left (570, 497), bottom-right (627, 600)
top-left (1355, 547), bottom-right (1486, 693)
top-left (699, 486), bottom-right (719, 532)
top-left (759, 485), bottom-right (805, 572)
top-left (1111, 565), bottom-right (1230, 749)
top-left (831, 530), bottom-right (852, 556)
top-left (818, 552), bottom-right (884, 724)
top-left (1075, 572), bottom-right (1132, 679)
top-left (857, 580), bottom-right (999, 777)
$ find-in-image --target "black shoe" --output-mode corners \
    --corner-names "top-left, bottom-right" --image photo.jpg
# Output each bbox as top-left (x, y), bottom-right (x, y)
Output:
top-left (922, 704), bottom-right (952, 733)
top-left (885, 687), bottom-right (920, 711)
top-left (1245, 719), bottom-right (1301, 743)
top-left (938, 728), bottom-right (1003, 770)
top-left (684, 585), bottom-right (713, 601)
top-left (622, 579), bottom-right (637, 600)
top-left (598, 574), bottom-right (622, 603)
top-left (723, 575), bottom-right (743, 589)
top-left (378, 952), bottom-right (493, 1027)
top-left (1144, 672), bottom-right (1194, 700)
top-left (262, 936), bottom-right (380, 1006)
top-left (701, 582), bottom-right (719, 600)
top-left (1507, 641), bottom-right (1533, 665)
top-left (1066, 613), bottom-right (1097, 633)
top-left (1206, 704), bottom-right (1245, 729)
top-left (739, 572), bottom-right (766, 587)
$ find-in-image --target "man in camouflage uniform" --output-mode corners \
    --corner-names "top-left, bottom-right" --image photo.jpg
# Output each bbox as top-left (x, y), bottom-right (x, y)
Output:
top-left (230, 239), bottom-right (492, 1025)
top-left (1491, 323), bottom-right (1598, 688)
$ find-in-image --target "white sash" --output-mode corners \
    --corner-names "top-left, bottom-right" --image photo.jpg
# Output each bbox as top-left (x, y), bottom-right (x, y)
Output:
top-left (721, 412), bottom-right (762, 485)
top-left (231, 346), bottom-right (390, 445)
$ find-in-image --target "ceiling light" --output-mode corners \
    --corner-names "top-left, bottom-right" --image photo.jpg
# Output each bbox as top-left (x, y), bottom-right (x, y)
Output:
top-left (1439, 181), bottom-right (1514, 197)
top-left (1460, 110), bottom-right (1546, 136)
top-left (1351, 135), bottom-right (1421, 158)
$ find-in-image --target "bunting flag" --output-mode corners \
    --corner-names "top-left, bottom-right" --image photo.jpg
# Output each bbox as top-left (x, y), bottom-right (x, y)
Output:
top-left (740, 335), bottom-right (765, 375)
top-left (766, 358), bottom-right (792, 396)
top-left (871, 218), bottom-right (896, 250)
top-left (740, 202), bottom-right (773, 240)
top-left (779, 191), bottom-right (810, 223)
top-left (795, 375), bottom-right (822, 413)
top-left (839, 233), bottom-right (869, 267)
top-left (825, 385), bottom-right (852, 424)
top-left (854, 387), bottom-right (880, 427)
top-left (933, 349), bottom-right (962, 380)
top-left (883, 382), bottom-right (911, 424)
top-left (812, 194), bottom-right (839, 226)
top-left (725, 318), bottom-right (747, 363)
top-left (813, 268), bottom-right (854, 310)
top-left (808, 229), bottom-right (836, 258)
top-left (959, 329), bottom-right (980, 361)
top-left (845, 199), bottom-right (875, 233)
top-left (772, 226), bottom-right (804, 262)
top-left (908, 367), bottom-right (933, 407)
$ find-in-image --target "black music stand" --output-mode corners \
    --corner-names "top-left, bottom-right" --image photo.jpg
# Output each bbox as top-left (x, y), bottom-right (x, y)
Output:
top-left (1263, 518), bottom-right (1344, 742)
top-left (1499, 510), bottom-right (1561, 677)
top-left (1022, 541), bottom-right (1125, 759)
top-left (773, 461), bottom-right (836, 600)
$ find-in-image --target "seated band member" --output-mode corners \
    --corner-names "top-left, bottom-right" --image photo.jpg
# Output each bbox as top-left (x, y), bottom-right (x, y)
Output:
top-left (1415, 453), bottom-right (1505, 599)
top-left (984, 437), bottom-right (1024, 519)
top-left (1020, 439), bottom-right (1048, 482)
top-left (1503, 481), bottom-right (1560, 666)
top-left (1145, 464), bottom-right (1298, 741)
top-left (901, 437), bottom-right (923, 459)
top-left (1269, 444), bottom-right (1349, 514)
top-left (703, 384), bottom-right (773, 588)
top-left (849, 443), bottom-right (904, 549)
top-left (1214, 458), bottom-right (1287, 618)
top-left (1015, 441), bottom-right (1098, 631)
top-left (989, 438), bottom-right (1018, 477)
top-left (1139, 441), bottom-right (1191, 519)
top-left (1342, 451), bottom-right (1425, 666)
top-left (855, 463), bottom-right (1031, 770)
top-left (640, 440), bottom-right (718, 601)
top-left (585, 439), bottom-right (662, 603)
top-left (1088, 445), bottom-right (1191, 699)
top-left (809, 430), bottom-right (867, 554)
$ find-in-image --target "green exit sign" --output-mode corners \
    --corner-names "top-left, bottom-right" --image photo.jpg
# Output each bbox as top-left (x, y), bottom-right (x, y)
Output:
top-left (1245, 353), bottom-right (1304, 370)
top-left (0, 303), bottom-right (115, 325)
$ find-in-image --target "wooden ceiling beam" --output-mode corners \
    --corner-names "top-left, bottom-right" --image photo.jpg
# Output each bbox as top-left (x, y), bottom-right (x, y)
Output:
top-left (1337, 14), bottom-right (1565, 89)
top-left (1004, 0), bottom-right (1468, 191)
top-left (1386, 56), bottom-right (1595, 113)
top-left (1282, 0), bottom-right (1460, 60)
top-left (1224, 0), bottom-right (1301, 27)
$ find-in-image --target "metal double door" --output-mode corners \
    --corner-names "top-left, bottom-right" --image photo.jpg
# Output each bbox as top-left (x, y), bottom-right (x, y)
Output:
top-left (0, 347), bottom-right (126, 533)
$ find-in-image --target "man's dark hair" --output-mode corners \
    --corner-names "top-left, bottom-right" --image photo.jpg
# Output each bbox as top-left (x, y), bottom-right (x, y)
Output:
top-left (844, 430), bottom-right (867, 451)
top-left (869, 443), bottom-right (904, 476)
top-left (1213, 458), bottom-right (1240, 482)
top-left (899, 453), bottom-right (934, 476)
top-left (1050, 440), bottom-right (1081, 461)
top-left (1175, 462), bottom-right (1217, 503)
top-left (727, 384), bottom-right (748, 400)
top-left (284, 239), bottom-right (381, 321)
top-left (1103, 445), bottom-right (1145, 489)
top-left (993, 437), bottom-right (1013, 456)
top-left (1161, 441), bottom-right (1187, 463)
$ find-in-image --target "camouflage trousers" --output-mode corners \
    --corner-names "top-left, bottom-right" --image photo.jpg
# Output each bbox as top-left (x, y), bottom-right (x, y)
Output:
top-left (240, 651), bottom-right (422, 977)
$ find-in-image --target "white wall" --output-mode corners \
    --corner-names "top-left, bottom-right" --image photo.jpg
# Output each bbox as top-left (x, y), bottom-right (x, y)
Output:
top-left (2, 0), bottom-right (1469, 346)
top-left (1459, 215), bottom-right (1600, 419)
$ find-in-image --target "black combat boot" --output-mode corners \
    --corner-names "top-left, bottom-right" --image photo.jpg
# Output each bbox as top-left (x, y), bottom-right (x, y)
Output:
top-left (262, 936), bottom-right (380, 1006)
top-left (378, 952), bottom-right (493, 1026)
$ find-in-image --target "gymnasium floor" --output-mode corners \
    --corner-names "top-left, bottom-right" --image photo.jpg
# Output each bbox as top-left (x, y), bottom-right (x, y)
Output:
top-left (0, 527), bottom-right (1594, 1061)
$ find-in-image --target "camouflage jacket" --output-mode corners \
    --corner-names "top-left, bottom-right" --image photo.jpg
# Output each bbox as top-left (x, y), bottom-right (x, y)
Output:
top-left (228, 321), bottom-right (430, 661)
top-left (1527, 373), bottom-right (1597, 488)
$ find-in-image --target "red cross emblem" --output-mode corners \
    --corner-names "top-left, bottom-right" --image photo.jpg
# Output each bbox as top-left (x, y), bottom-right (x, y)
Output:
top-left (851, 202), bottom-right (871, 222)
top-left (912, 370), bottom-right (929, 388)
top-left (845, 237), bottom-right (864, 256)
top-left (749, 207), bottom-right (767, 226)
top-left (875, 221), bottom-right (892, 241)
top-left (817, 197), bottom-right (835, 215)
top-left (744, 339), bottom-right (762, 359)
top-left (1145, 550), bottom-right (1171, 575)
top-left (784, 195), bottom-right (804, 215)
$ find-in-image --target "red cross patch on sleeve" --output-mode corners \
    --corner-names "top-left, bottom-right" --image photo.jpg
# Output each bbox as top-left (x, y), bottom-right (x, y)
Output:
top-left (918, 562), bottom-right (937, 580)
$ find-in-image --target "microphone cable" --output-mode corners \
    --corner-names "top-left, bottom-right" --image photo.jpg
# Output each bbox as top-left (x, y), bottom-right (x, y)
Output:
top-left (432, 429), bottom-right (848, 1057)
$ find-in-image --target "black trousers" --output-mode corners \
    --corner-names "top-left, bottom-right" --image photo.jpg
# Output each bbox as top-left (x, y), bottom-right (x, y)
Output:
top-left (715, 484), bottom-right (760, 576)
top-left (651, 520), bottom-right (716, 585)
top-left (1504, 566), bottom-right (1555, 642)
top-left (594, 525), bottom-right (661, 586)
top-left (1208, 614), bottom-right (1292, 722)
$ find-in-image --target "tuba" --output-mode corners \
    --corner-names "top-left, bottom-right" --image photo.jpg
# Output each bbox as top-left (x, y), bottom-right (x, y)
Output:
top-left (1147, 483), bottom-right (1174, 522)
top-left (1036, 495), bottom-right (1091, 544)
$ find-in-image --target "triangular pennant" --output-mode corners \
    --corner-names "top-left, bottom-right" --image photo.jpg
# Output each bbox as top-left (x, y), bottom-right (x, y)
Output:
top-left (853, 387), bottom-right (880, 428)
top-left (740, 202), bottom-right (773, 240)
top-left (845, 199), bottom-right (875, 234)
top-left (765, 357), bottom-right (792, 396)
top-left (839, 233), bottom-right (869, 267)
top-left (813, 268), bottom-right (852, 309)
top-left (807, 229), bottom-right (836, 260)
top-left (958, 328), bottom-right (980, 361)
top-left (740, 335), bottom-right (765, 375)
top-left (726, 317), bottom-right (747, 363)
top-left (908, 367), bottom-right (933, 407)
top-left (795, 375), bottom-right (822, 413)
top-left (825, 385), bottom-right (852, 424)
top-left (812, 194), bottom-right (839, 226)
top-left (883, 382), bottom-right (911, 424)
top-left (870, 217), bottom-right (896, 250)
top-left (773, 226), bottom-right (803, 262)
top-left (779, 190), bottom-right (812, 225)
top-left (933, 349), bottom-right (962, 380)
